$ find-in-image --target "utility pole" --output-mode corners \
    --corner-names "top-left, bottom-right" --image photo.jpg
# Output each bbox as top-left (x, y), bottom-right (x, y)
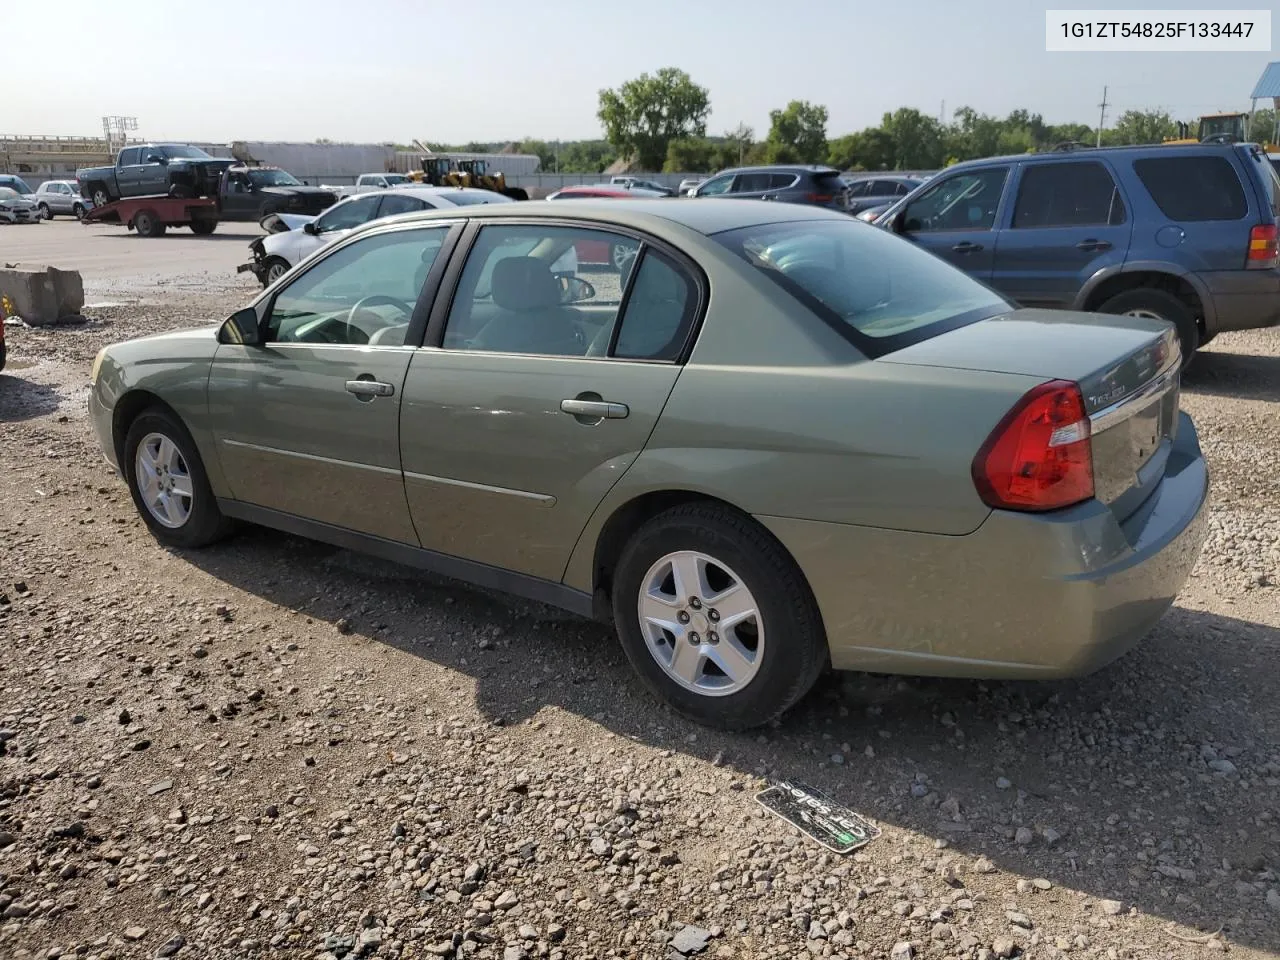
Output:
top-left (940, 100), bottom-right (946, 125)
top-left (1096, 86), bottom-right (1109, 147)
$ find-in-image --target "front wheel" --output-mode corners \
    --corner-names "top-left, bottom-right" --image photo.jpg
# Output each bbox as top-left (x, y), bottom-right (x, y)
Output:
top-left (132, 210), bottom-right (166, 238)
top-left (123, 409), bottom-right (231, 548)
top-left (37, 204), bottom-right (52, 220)
top-left (72, 203), bottom-right (85, 220)
top-left (611, 504), bottom-right (827, 730)
top-left (262, 256), bottom-right (291, 287)
top-left (190, 218), bottom-right (217, 235)
top-left (1098, 288), bottom-right (1198, 370)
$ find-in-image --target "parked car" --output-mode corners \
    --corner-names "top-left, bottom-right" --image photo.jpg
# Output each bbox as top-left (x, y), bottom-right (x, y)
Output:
top-left (238, 186), bottom-right (520, 286)
top-left (844, 175), bottom-right (924, 215)
top-left (0, 175), bottom-right (34, 196)
top-left (678, 177), bottom-right (705, 196)
top-left (33, 180), bottom-right (89, 219)
top-left (873, 142), bottom-right (1280, 364)
top-left (77, 144), bottom-right (235, 207)
top-left (219, 166), bottom-right (337, 221)
top-left (688, 165), bottom-right (850, 211)
top-left (92, 198), bottom-right (1207, 730)
top-left (338, 173), bottom-right (414, 199)
top-left (546, 184), bottom-right (665, 271)
top-left (610, 176), bottom-right (674, 196)
top-left (0, 187), bottom-right (42, 224)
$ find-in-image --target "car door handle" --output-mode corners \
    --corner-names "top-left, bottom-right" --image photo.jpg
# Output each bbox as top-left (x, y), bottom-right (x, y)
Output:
top-left (345, 379), bottom-right (394, 398)
top-left (560, 398), bottom-right (629, 419)
top-left (1076, 239), bottom-right (1112, 252)
top-left (951, 241), bottom-right (984, 253)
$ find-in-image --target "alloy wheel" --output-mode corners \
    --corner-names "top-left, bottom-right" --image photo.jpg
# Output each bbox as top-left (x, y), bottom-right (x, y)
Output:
top-left (637, 550), bottom-right (765, 697)
top-left (134, 432), bottom-right (194, 529)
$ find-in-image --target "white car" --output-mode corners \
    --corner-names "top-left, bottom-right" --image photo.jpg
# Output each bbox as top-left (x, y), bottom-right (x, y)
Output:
top-left (0, 187), bottom-right (42, 224)
top-left (336, 173), bottom-right (414, 199)
top-left (239, 186), bottom-right (576, 287)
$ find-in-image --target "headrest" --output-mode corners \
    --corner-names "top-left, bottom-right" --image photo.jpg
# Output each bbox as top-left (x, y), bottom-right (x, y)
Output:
top-left (491, 256), bottom-right (561, 311)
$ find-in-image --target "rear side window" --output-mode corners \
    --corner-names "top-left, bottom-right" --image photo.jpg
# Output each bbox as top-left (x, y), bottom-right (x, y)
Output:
top-left (1254, 154), bottom-right (1280, 217)
top-left (1133, 156), bottom-right (1247, 221)
top-left (611, 251), bottom-right (697, 361)
top-left (735, 172), bottom-right (774, 192)
top-left (1013, 161), bottom-right (1125, 228)
top-left (713, 219), bottom-right (1009, 358)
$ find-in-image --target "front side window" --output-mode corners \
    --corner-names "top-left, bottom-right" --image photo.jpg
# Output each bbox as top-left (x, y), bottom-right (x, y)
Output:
top-left (442, 224), bottom-right (638, 356)
top-left (1133, 156), bottom-right (1247, 221)
top-left (847, 180), bottom-right (871, 198)
top-left (696, 175), bottom-right (735, 197)
top-left (1012, 161), bottom-right (1124, 228)
top-left (713, 219), bottom-right (1008, 357)
top-left (315, 195), bottom-right (380, 233)
top-left (264, 227), bottom-right (449, 345)
top-left (901, 166), bottom-right (1009, 232)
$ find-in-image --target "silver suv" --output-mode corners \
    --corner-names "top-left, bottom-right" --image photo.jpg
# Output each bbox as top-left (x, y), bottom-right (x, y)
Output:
top-left (33, 180), bottom-right (89, 219)
top-left (688, 165), bottom-right (850, 211)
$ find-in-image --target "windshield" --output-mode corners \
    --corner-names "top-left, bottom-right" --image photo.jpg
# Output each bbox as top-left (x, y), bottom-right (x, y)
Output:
top-left (1, 178), bottom-right (32, 195)
top-left (249, 168), bottom-right (303, 187)
top-left (384, 174), bottom-right (410, 185)
top-left (159, 145), bottom-right (214, 160)
top-left (437, 191), bottom-right (514, 207)
top-left (0, 188), bottom-right (19, 201)
top-left (713, 219), bottom-right (1008, 357)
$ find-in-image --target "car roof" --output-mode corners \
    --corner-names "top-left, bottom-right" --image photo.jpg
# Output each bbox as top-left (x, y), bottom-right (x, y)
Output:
top-left (356, 197), bottom-right (849, 236)
top-left (943, 141), bottom-right (1260, 172)
top-left (553, 185), bottom-right (663, 197)
top-left (715, 164), bottom-right (840, 176)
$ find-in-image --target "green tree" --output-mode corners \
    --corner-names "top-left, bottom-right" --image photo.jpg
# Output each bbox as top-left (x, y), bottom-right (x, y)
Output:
top-left (765, 100), bottom-right (828, 164)
top-left (827, 129), bottom-right (895, 170)
top-left (597, 68), bottom-right (711, 171)
top-left (1110, 109), bottom-right (1179, 144)
top-left (664, 137), bottom-right (718, 173)
top-left (516, 138), bottom-right (557, 172)
top-left (723, 123), bottom-right (755, 166)
top-left (557, 140), bottom-right (616, 174)
top-left (881, 107), bottom-right (945, 169)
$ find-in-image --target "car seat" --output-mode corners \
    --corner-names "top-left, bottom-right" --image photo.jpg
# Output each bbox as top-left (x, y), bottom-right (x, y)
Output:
top-left (472, 257), bottom-right (582, 355)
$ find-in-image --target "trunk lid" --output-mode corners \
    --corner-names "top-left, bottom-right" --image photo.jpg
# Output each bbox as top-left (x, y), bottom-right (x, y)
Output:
top-left (882, 308), bottom-right (1181, 521)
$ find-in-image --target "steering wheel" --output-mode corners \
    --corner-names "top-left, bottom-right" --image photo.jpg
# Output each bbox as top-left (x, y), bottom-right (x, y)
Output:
top-left (344, 295), bottom-right (415, 344)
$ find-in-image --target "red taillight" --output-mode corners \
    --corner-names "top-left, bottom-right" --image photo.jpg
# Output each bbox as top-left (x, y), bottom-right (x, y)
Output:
top-left (972, 380), bottom-right (1094, 512)
top-left (1247, 224), bottom-right (1279, 268)
top-left (806, 193), bottom-right (834, 203)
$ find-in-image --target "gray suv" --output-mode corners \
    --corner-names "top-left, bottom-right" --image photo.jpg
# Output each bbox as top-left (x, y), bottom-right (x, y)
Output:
top-left (689, 165), bottom-right (850, 211)
top-left (875, 142), bottom-right (1280, 362)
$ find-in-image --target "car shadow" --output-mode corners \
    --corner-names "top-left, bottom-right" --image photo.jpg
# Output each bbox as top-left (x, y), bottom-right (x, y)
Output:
top-left (0, 373), bottom-right (62, 421)
top-left (96, 231), bottom-right (259, 243)
top-left (1183, 349), bottom-right (1280, 403)
top-left (181, 526), bottom-right (1280, 952)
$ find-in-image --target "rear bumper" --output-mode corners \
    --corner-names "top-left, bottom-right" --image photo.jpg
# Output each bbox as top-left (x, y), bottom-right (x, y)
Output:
top-left (1201, 268), bottom-right (1280, 333)
top-left (761, 412), bottom-right (1209, 679)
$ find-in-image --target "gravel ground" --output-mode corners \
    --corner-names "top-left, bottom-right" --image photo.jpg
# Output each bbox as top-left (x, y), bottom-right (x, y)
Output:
top-left (1, 268), bottom-right (1278, 960)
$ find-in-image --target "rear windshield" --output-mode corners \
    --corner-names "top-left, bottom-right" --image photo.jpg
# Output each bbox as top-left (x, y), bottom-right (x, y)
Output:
top-left (437, 191), bottom-right (514, 206)
top-left (712, 219), bottom-right (1008, 357)
top-left (1132, 156), bottom-right (1247, 221)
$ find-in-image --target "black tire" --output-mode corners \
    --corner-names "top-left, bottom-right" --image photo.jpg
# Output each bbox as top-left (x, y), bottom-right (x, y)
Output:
top-left (1097, 288), bottom-right (1198, 369)
top-left (90, 185), bottom-right (111, 207)
top-left (190, 218), bottom-right (217, 235)
top-left (38, 203), bottom-right (52, 220)
top-left (0, 339), bottom-right (6, 373)
top-left (133, 210), bottom-right (166, 238)
top-left (123, 408), bottom-right (231, 549)
top-left (262, 256), bottom-right (291, 287)
top-left (72, 203), bottom-right (85, 220)
top-left (610, 503), bottom-right (827, 730)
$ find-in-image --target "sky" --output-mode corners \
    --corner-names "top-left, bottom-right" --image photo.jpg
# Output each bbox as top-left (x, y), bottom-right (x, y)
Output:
top-left (6, 0), bottom-right (1276, 145)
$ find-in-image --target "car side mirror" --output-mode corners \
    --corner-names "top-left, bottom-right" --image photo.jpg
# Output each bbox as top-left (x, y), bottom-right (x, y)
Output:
top-left (217, 307), bottom-right (262, 346)
top-left (559, 276), bottom-right (596, 303)
top-left (303, 221), bottom-right (319, 235)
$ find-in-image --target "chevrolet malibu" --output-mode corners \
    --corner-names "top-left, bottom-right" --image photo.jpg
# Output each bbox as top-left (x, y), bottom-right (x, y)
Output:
top-left (88, 200), bottom-right (1209, 730)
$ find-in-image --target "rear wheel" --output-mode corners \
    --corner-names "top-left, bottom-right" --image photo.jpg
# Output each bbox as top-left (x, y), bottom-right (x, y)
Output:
top-left (132, 210), bottom-right (166, 238)
top-left (1098, 288), bottom-right (1197, 369)
top-left (262, 256), bottom-right (291, 287)
top-left (611, 503), bottom-right (827, 730)
top-left (90, 186), bottom-right (111, 207)
top-left (123, 409), bottom-right (232, 548)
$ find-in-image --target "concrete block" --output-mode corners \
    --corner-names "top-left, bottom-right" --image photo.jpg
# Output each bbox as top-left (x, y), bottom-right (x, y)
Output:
top-left (0, 263), bottom-right (84, 327)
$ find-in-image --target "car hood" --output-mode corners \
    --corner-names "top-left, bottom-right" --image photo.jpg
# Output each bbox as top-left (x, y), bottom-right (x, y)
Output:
top-left (0, 198), bottom-right (37, 207)
top-left (259, 185), bottom-right (335, 198)
top-left (120, 326), bottom-right (219, 349)
top-left (259, 212), bottom-right (316, 234)
top-left (880, 308), bottom-right (1176, 414)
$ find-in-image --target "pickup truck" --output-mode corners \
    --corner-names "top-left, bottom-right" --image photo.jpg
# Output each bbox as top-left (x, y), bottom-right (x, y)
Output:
top-left (77, 143), bottom-right (234, 207)
top-left (220, 166), bottom-right (337, 220)
top-left (335, 172), bottom-right (413, 198)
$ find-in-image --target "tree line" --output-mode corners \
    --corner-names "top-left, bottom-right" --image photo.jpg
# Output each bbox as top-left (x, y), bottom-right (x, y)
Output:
top-left (429, 67), bottom-right (1276, 175)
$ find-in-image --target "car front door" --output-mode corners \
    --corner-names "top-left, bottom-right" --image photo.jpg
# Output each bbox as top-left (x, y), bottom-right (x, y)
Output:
top-left (115, 148), bottom-right (142, 196)
top-left (896, 165), bottom-right (1010, 279)
top-left (692, 173), bottom-right (736, 199)
top-left (140, 148), bottom-right (170, 195)
top-left (208, 222), bottom-right (458, 543)
top-left (990, 160), bottom-right (1132, 308)
top-left (222, 170), bottom-right (257, 219)
top-left (400, 221), bottom-right (700, 582)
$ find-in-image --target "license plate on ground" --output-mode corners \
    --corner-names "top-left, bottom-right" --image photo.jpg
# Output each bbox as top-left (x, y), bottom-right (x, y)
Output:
top-left (755, 779), bottom-right (880, 853)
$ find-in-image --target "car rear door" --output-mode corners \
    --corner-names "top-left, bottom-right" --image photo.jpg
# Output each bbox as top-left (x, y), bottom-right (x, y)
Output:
top-left (208, 222), bottom-right (459, 542)
top-left (896, 165), bottom-right (1010, 279)
top-left (399, 220), bottom-right (701, 582)
top-left (990, 159), bottom-right (1132, 308)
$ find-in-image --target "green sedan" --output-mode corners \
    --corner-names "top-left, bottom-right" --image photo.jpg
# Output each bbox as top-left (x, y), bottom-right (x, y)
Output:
top-left (88, 200), bottom-right (1209, 730)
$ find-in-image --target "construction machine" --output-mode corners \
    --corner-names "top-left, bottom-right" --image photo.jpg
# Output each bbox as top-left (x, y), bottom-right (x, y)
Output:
top-left (452, 159), bottom-right (529, 201)
top-left (1163, 112), bottom-right (1279, 151)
